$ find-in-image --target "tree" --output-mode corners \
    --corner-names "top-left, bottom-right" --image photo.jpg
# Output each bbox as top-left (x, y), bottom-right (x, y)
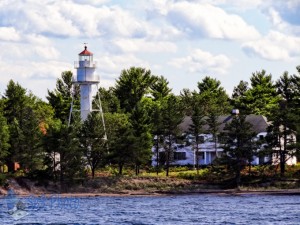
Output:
top-left (161, 95), bottom-right (184, 176)
top-left (47, 71), bottom-right (79, 123)
top-left (114, 67), bottom-right (157, 113)
top-left (150, 76), bottom-right (172, 101)
top-left (130, 99), bottom-right (153, 175)
top-left (0, 106), bottom-right (9, 171)
top-left (197, 76), bottom-right (231, 115)
top-left (189, 93), bottom-right (206, 174)
top-left (197, 77), bottom-right (230, 157)
top-left (221, 115), bottom-right (257, 186)
top-left (242, 70), bottom-right (280, 119)
top-left (94, 87), bottom-right (120, 113)
top-left (267, 71), bottom-right (298, 176)
top-left (231, 80), bottom-right (249, 113)
top-left (53, 121), bottom-right (84, 184)
top-left (151, 76), bottom-right (173, 174)
top-left (206, 102), bottom-right (222, 159)
top-left (3, 80), bottom-right (50, 172)
top-left (105, 113), bottom-right (135, 175)
top-left (180, 88), bottom-right (194, 116)
top-left (114, 67), bottom-right (158, 175)
top-left (80, 112), bottom-right (107, 178)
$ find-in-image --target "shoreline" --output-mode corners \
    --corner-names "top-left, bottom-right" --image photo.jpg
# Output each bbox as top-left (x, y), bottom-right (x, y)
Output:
top-left (2, 188), bottom-right (300, 198)
top-left (1, 176), bottom-right (300, 198)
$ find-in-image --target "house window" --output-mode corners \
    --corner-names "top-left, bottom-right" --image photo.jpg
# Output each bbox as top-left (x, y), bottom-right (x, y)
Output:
top-left (174, 152), bottom-right (186, 160)
top-left (199, 136), bottom-right (205, 143)
top-left (259, 135), bottom-right (264, 140)
top-left (196, 152), bottom-right (205, 160)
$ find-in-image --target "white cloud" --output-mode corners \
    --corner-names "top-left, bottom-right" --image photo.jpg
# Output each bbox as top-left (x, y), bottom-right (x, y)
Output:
top-left (166, 2), bottom-right (261, 40)
top-left (72, 0), bottom-right (109, 6)
top-left (109, 39), bottom-right (177, 53)
top-left (169, 49), bottom-right (231, 74)
top-left (196, 0), bottom-right (264, 9)
top-left (242, 31), bottom-right (300, 61)
top-left (0, 60), bottom-right (72, 98)
top-left (96, 54), bottom-right (151, 75)
top-left (0, 27), bottom-right (20, 41)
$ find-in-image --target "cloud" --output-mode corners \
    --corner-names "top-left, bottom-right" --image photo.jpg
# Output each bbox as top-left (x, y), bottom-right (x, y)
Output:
top-left (72, 0), bottom-right (110, 6)
top-left (108, 39), bottom-right (177, 53)
top-left (242, 31), bottom-right (300, 61)
top-left (268, 0), bottom-right (300, 26)
top-left (96, 54), bottom-right (151, 75)
top-left (169, 49), bottom-right (231, 74)
top-left (166, 2), bottom-right (261, 40)
top-left (0, 27), bottom-right (20, 41)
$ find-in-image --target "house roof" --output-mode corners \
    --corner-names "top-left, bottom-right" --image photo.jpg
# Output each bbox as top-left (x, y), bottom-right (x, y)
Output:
top-left (179, 115), bottom-right (269, 134)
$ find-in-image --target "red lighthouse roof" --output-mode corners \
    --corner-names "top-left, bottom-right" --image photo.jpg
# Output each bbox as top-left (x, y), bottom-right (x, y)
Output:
top-left (79, 46), bottom-right (93, 56)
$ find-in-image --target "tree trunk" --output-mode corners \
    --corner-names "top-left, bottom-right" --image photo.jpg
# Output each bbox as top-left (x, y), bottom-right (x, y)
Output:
top-left (156, 140), bottom-right (159, 175)
top-left (135, 164), bottom-right (140, 176)
top-left (235, 160), bottom-right (241, 187)
top-left (166, 150), bottom-right (170, 177)
top-left (280, 151), bottom-right (285, 176)
top-left (118, 163), bottom-right (123, 175)
top-left (92, 167), bottom-right (95, 179)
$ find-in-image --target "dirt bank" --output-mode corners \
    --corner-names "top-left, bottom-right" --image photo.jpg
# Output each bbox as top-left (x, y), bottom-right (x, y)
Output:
top-left (1, 176), bottom-right (300, 197)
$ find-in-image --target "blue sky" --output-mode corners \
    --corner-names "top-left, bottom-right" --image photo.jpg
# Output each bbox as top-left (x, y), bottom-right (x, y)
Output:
top-left (0, 0), bottom-right (300, 99)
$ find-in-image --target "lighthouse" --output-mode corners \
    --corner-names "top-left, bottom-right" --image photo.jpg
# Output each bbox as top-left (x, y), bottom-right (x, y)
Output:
top-left (69, 45), bottom-right (107, 140)
top-left (73, 45), bottom-right (99, 121)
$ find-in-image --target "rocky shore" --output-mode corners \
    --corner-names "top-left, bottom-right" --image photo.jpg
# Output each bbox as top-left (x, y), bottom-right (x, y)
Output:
top-left (1, 176), bottom-right (300, 197)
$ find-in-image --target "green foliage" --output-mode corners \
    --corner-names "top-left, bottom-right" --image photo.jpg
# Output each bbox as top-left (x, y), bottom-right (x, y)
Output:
top-left (47, 71), bottom-right (79, 123)
top-left (221, 115), bottom-right (257, 185)
top-left (105, 113), bottom-right (135, 175)
top-left (94, 87), bottom-right (120, 113)
top-left (197, 76), bottom-right (231, 115)
top-left (0, 108), bottom-right (9, 167)
top-left (150, 75), bottom-right (172, 100)
top-left (161, 94), bottom-right (184, 176)
top-left (80, 112), bottom-right (108, 178)
top-left (114, 67), bottom-right (157, 113)
top-left (241, 70), bottom-right (280, 118)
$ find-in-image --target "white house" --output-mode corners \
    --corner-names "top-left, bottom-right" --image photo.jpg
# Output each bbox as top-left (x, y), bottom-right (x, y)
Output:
top-left (151, 114), bottom-right (297, 167)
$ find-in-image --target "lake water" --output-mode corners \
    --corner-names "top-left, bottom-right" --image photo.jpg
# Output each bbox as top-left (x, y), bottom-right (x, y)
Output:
top-left (0, 193), bottom-right (300, 224)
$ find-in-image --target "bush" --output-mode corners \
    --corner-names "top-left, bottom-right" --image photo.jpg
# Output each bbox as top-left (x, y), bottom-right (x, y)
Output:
top-left (0, 173), bottom-right (7, 186)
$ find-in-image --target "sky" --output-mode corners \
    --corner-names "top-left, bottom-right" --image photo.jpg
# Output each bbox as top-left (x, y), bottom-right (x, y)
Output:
top-left (0, 0), bottom-right (300, 99)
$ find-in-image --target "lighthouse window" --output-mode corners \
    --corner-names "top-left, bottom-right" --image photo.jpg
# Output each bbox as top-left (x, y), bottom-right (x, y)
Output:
top-left (79, 55), bottom-right (92, 61)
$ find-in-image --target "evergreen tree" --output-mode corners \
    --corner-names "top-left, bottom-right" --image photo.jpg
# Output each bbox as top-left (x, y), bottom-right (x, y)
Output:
top-left (221, 115), bottom-right (256, 186)
top-left (3, 80), bottom-right (50, 172)
top-left (267, 72), bottom-right (298, 176)
top-left (197, 76), bottom-right (231, 115)
top-left (150, 76), bottom-right (172, 101)
top-left (105, 113), bottom-right (135, 175)
top-left (0, 105), bottom-right (9, 171)
top-left (114, 67), bottom-right (157, 113)
top-left (47, 71), bottom-right (79, 123)
top-left (231, 80), bottom-right (249, 113)
top-left (189, 93), bottom-right (206, 174)
top-left (161, 95), bottom-right (184, 176)
top-left (94, 87), bottom-right (120, 113)
top-left (151, 76), bottom-right (172, 174)
top-left (53, 121), bottom-right (84, 185)
top-left (80, 112), bottom-right (108, 178)
top-left (243, 70), bottom-right (280, 119)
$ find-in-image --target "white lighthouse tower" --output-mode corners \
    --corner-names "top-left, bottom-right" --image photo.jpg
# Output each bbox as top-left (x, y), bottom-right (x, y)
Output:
top-left (69, 45), bottom-right (106, 139)
top-left (74, 45), bottom-right (98, 120)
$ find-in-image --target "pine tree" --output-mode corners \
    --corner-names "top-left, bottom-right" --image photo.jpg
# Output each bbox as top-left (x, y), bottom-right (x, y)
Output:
top-left (222, 115), bottom-right (256, 186)
top-left (161, 95), bottom-right (184, 176)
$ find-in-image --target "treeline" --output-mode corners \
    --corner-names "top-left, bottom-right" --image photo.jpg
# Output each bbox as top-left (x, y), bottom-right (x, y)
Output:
top-left (0, 66), bottom-right (300, 184)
